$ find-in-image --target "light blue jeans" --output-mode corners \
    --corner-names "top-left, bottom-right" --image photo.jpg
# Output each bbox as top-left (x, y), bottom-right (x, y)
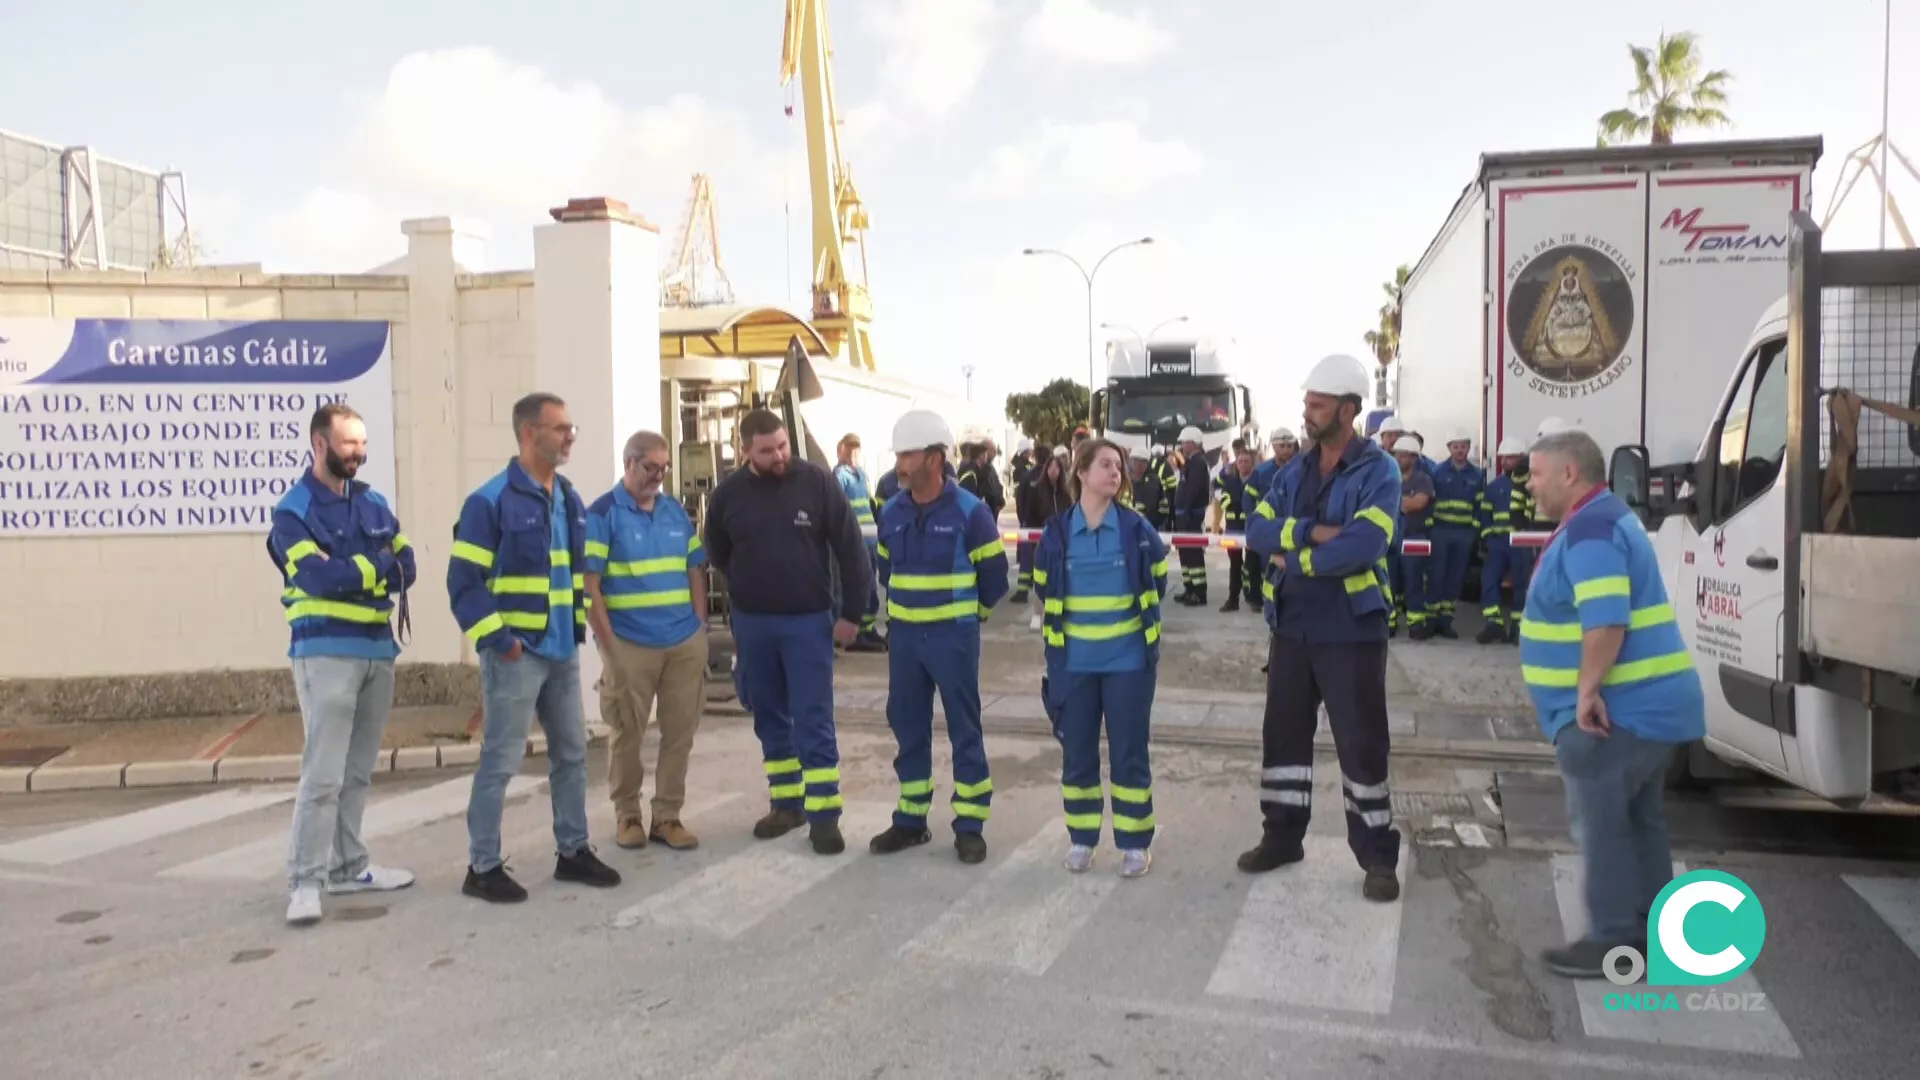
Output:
top-left (286, 656), bottom-right (396, 891)
top-left (465, 650), bottom-right (591, 872)
top-left (1555, 722), bottom-right (1678, 944)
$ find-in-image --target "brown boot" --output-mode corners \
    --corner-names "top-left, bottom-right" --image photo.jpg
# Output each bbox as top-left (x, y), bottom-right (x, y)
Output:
top-left (649, 819), bottom-right (700, 850)
top-left (753, 808), bottom-right (805, 840)
top-left (615, 816), bottom-right (648, 850)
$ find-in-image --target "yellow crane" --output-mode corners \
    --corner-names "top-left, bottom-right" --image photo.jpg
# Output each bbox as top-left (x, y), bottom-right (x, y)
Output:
top-left (660, 173), bottom-right (735, 307)
top-left (780, 0), bottom-right (878, 371)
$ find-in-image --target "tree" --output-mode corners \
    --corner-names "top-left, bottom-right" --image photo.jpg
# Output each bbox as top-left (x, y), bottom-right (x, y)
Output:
top-left (1005, 378), bottom-right (1090, 449)
top-left (1596, 31), bottom-right (1732, 148)
top-left (1362, 264), bottom-right (1411, 372)
top-left (152, 237), bottom-right (213, 269)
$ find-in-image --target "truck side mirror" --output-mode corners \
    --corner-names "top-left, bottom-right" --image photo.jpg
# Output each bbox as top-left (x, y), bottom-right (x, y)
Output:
top-left (1091, 389), bottom-right (1106, 428)
top-left (1609, 445), bottom-right (1652, 520)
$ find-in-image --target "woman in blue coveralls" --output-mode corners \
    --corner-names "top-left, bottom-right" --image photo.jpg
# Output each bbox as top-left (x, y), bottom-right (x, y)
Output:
top-left (1034, 438), bottom-right (1171, 878)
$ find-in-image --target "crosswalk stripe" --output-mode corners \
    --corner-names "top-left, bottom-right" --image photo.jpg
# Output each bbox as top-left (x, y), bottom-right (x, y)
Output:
top-left (1550, 856), bottom-right (1801, 1057)
top-left (1842, 874), bottom-right (1920, 960)
top-left (499, 790), bottom-right (745, 861)
top-left (157, 775), bottom-right (543, 881)
top-left (0, 786), bottom-right (297, 867)
top-left (608, 802), bottom-right (892, 938)
top-left (1204, 836), bottom-right (1409, 1014)
top-left (896, 819), bottom-right (1118, 976)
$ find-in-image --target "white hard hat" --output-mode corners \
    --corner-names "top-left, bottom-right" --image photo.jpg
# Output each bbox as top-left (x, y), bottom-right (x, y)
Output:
top-left (1177, 426), bottom-right (1203, 444)
top-left (1536, 416), bottom-right (1571, 438)
top-left (1150, 444), bottom-right (1166, 457)
top-left (1301, 353), bottom-right (1371, 398)
top-left (1377, 414), bottom-right (1406, 435)
top-left (1053, 445), bottom-right (1070, 458)
top-left (890, 409), bottom-right (954, 455)
top-left (1447, 431), bottom-right (1473, 446)
top-left (1129, 447), bottom-right (1148, 462)
top-left (1270, 427), bottom-right (1296, 443)
top-left (1497, 436), bottom-right (1527, 456)
top-left (1394, 435), bottom-right (1425, 456)
top-left (1016, 436), bottom-right (1033, 452)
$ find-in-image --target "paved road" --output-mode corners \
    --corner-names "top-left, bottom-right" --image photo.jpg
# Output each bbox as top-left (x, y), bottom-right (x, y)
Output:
top-left (4, 724), bottom-right (1919, 1079)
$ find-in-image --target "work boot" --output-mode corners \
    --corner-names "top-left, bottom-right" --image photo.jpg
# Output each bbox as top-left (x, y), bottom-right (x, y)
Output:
top-left (1435, 624), bottom-right (1459, 640)
top-left (869, 825), bottom-right (932, 854)
top-left (1362, 867), bottom-right (1400, 903)
top-left (555, 847), bottom-right (622, 888)
top-left (463, 863), bottom-right (528, 904)
top-left (649, 819), bottom-right (699, 850)
top-left (810, 818), bottom-right (845, 855)
top-left (1409, 625), bottom-right (1434, 641)
top-left (616, 815), bottom-right (648, 849)
top-left (1009, 588), bottom-right (1029, 605)
top-left (954, 832), bottom-right (987, 865)
top-left (1235, 839), bottom-right (1305, 874)
top-left (1477, 624), bottom-right (1505, 645)
top-left (753, 808), bottom-right (806, 840)
top-left (1219, 596), bottom-right (1240, 613)
top-left (847, 634), bottom-right (886, 654)
top-left (1506, 623), bottom-right (1522, 645)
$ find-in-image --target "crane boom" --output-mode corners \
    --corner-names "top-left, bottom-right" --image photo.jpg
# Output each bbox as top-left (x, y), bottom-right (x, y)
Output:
top-left (780, 0), bottom-right (878, 371)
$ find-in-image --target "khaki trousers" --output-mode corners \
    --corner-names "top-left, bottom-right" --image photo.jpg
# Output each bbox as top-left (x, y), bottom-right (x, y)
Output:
top-left (600, 630), bottom-right (709, 821)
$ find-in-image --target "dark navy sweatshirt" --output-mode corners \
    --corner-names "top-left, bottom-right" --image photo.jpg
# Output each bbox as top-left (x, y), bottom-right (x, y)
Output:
top-left (704, 458), bottom-right (871, 621)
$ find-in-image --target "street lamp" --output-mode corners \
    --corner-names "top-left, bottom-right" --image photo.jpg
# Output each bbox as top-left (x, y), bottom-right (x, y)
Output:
top-left (1149, 315), bottom-right (1190, 338)
top-left (1023, 237), bottom-right (1154, 425)
top-left (962, 364), bottom-right (975, 401)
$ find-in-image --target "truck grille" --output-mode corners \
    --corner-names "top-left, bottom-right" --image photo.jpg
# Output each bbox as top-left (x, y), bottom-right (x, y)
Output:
top-left (1821, 284), bottom-right (1920, 469)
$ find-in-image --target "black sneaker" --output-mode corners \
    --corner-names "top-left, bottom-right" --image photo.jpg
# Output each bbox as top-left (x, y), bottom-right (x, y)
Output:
top-left (869, 825), bottom-right (932, 855)
top-left (955, 832), bottom-right (987, 864)
top-left (554, 847), bottom-right (622, 888)
top-left (1219, 597), bottom-right (1240, 612)
top-left (1542, 939), bottom-right (1637, 980)
top-left (810, 818), bottom-right (845, 855)
top-left (1235, 839), bottom-right (1305, 874)
top-left (1363, 867), bottom-right (1401, 903)
top-left (463, 863), bottom-right (528, 904)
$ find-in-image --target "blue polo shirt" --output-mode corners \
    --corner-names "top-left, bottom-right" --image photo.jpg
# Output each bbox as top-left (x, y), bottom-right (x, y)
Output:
top-left (1521, 491), bottom-right (1704, 743)
top-left (1064, 504), bottom-right (1149, 674)
top-left (583, 485), bottom-right (706, 649)
top-left (530, 483), bottom-right (578, 662)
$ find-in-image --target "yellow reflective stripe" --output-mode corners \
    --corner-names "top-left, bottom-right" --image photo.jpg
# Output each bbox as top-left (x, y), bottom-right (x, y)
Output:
top-left (451, 541), bottom-right (495, 569)
top-left (977, 604), bottom-right (992, 621)
top-left (1064, 618), bottom-right (1143, 640)
top-left (1043, 598), bottom-right (1064, 614)
top-left (1254, 501), bottom-right (1276, 519)
top-left (584, 540), bottom-right (611, 559)
top-left (1522, 651), bottom-right (1696, 688)
top-left (284, 539), bottom-right (321, 565)
top-left (606, 557), bottom-right (687, 576)
top-left (1343, 572), bottom-right (1372, 594)
top-left (890, 572), bottom-right (973, 590)
top-left (1149, 558), bottom-right (1168, 577)
top-left (548, 588), bottom-right (572, 606)
top-left (1144, 623), bottom-right (1160, 644)
top-left (804, 794), bottom-right (845, 812)
top-left (900, 779), bottom-right (934, 796)
top-left (1062, 784), bottom-right (1102, 800)
top-left (954, 804), bottom-right (990, 820)
top-left (1043, 628), bottom-right (1066, 646)
top-left (391, 533), bottom-right (411, 553)
top-left (1032, 568), bottom-right (1049, 585)
top-left (899, 799), bottom-right (931, 815)
top-left (1574, 576), bottom-right (1631, 603)
top-left (876, 542), bottom-right (890, 559)
top-left (465, 612), bottom-right (506, 642)
top-left (765, 758), bottom-right (801, 775)
top-left (887, 600), bottom-right (980, 622)
top-left (768, 783), bottom-right (804, 799)
top-left (1064, 813), bottom-right (1103, 830)
top-left (604, 590), bottom-right (693, 609)
top-left (1064, 595), bottom-right (1132, 612)
top-left (1299, 548), bottom-right (1315, 576)
top-left (285, 599), bottom-right (388, 624)
top-left (969, 539), bottom-right (1005, 564)
top-left (1110, 784), bottom-right (1149, 803)
top-left (351, 554), bottom-right (379, 591)
top-left (1280, 517), bottom-right (1300, 551)
top-left (803, 767), bottom-right (840, 784)
top-left (688, 535), bottom-right (703, 554)
top-left (954, 778), bottom-right (993, 798)
top-left (1137, 590), bottom-right (1158, 609)
top-left (488, 575), bottom-right (550, 595)
top-left (1521, 604), bottom-right (1676, 642)
top-left (1113, 814), bottom-right (1156, 832)
top-left (500, 611), bottom-right (548, 630)
top-left (1357, 505), bottom-right (1395, 542)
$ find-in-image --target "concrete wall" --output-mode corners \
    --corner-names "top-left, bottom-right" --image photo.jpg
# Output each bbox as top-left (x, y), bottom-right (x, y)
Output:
top-left (0, 204), bottom-right (660, 723)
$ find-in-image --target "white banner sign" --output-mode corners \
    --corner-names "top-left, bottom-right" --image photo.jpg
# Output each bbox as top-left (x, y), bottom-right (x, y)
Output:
top-left (0, 318), bottom-right (396, 537)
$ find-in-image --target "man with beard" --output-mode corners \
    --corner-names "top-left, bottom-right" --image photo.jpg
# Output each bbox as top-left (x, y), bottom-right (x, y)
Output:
top-left (705, 408), bottom-right (870, 855)
top-left (1242, 354), bottom-right (1404, 903)
top-left (868, 410), bottom-right (1008, 864)
top-left (269, 403), bottom-right (419, 926)
top-left (450, 392), bottom-right (621, 903)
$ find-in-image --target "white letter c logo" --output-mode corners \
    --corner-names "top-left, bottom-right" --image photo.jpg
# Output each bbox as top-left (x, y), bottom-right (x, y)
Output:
top-left (1658, 879), bottom-right (1747, 978)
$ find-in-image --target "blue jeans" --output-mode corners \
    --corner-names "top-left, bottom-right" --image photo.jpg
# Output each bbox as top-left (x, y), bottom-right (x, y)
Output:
top-left (286, 656), bottom-right (395, 891)
top-left (1554, 722), bottom-right (1677, 943)
top-left (466, 650), bottom-right (591, 872)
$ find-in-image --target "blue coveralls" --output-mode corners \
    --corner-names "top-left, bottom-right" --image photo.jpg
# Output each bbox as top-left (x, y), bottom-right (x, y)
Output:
top-left (1427, 457), bottom-right (1485, 634)
top-left (1477, 469), bottom-right (1535, 636)
top-left (833, 462), bottom-right (884, 640)
top-left (1391, 468), bottom-right (1433, 633)
top-left (875, 478), bottom-right (1009, 834)
top-left (1035, 503), bottom-right (1170, 850)
top-left (1246, 437), bottom-right (1403, 871)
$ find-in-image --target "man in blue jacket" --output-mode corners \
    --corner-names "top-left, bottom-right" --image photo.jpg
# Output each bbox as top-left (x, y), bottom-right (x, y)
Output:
top-left (269, 402), bottom-right (418, 926)
top-left (1241, 355), bottom-right (1404, 904)
top-left (448, 392), bottom-right (622, 904)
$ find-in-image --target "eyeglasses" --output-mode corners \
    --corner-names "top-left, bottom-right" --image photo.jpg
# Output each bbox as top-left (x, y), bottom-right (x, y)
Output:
top-left (545, 423), bottom-right (579, 437)
top-left (635, 460), bottom-right (669, 477)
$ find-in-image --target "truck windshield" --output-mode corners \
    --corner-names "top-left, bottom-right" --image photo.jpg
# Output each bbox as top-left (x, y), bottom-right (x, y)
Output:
top-left (1106, 389), bottom-right (1236, 441)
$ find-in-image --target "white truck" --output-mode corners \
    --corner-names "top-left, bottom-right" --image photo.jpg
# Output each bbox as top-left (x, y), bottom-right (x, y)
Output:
top-left (1395, 136), bottom-right (1822, 466)
top-left (1093, 334), bottom-right (1255, 457)
top-left (1609, 212), bottom-right (1920, 808)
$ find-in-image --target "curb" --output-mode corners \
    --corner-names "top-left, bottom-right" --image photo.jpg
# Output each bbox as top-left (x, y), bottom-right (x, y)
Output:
top-left (0, 724), bottom-right (613, 796)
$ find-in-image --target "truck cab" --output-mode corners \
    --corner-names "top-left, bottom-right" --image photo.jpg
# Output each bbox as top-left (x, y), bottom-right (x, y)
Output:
top-left (1608, 214), bottom-right (1920, 806)
top-left (1093, 336), bottom-right (1254, 457)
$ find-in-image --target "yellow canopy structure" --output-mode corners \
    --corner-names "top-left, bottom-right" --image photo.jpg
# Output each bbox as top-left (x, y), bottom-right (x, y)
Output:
top-left (659, 305), bottom-right (831, 361)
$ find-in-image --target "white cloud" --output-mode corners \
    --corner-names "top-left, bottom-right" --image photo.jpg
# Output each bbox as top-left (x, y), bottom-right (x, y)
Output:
top-left (844, 0), bottom-right (1001, 146)
top-left (256, 188), bottom-right (397, 271)
top-left (963, 120), bottom-right (1201, 200)
top-left (1019, 0), bottom-right (1173, 67)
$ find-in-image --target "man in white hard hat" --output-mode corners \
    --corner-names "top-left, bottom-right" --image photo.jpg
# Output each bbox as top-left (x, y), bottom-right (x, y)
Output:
top-left (1241, 428), bottom-right (1299, 607)
top-left (1375, 415), bottom-right (1432, 478)
top-left (1242, 354), bottom-right (1404, 903)
top-left (1422, 430), bottom-right (1485, 640)
top-left (1146, 443), bottom-right (1176, 529)
top-left (1388, 435), bottom-right (1434, 637)
top-left (1170, 425), bottom-right (1212, 604)
top-left (1474, 435), bottom-right (1535, 644)
top-left (869, 409), bottom-right (1009, 864)
top-left (832, 433), bottom-right (887, 653)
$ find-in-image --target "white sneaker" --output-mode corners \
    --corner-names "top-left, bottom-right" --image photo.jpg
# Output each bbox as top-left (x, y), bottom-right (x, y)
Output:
top-left (1028, 613), bottom-right (1043, 631)
top-left (286, 885), bottom-right (322, 925)
top-left (325, 865), bottom-right (416, 894)
top-left (1064, 844), bottom-right (1094, 873)
top-left (1120, 849), bottom-right (1152, 878)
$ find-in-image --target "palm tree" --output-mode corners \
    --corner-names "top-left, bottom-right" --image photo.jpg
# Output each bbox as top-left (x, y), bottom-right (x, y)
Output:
top-left (1596, 31), bottom-right (1733, 147)
top-left (1363, 264), bottom-right (1411, 371)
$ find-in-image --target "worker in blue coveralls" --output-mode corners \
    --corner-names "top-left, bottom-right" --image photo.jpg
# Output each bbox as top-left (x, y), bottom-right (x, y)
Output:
top-left (1476, 435), bottom-right (1534, 644)
top-left (1034, 437), bottom-right (1171, 879)
top-left (1388, 435), bottom-right (1434, 638)
top-left (1425, 431), bottom-right (1485, 638)
top-left (1241, 354), bottom-right (1404, 903)
top-left (867, 409), bottom-right (1009, 865)
top-left (832, 433), bottom-right (888, 653)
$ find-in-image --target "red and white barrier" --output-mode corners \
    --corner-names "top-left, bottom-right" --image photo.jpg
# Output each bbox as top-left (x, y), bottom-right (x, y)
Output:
top-left (858, 526), bottom-right (1554, 553)
top-left (1401, 531), bottom-right (1552, 556)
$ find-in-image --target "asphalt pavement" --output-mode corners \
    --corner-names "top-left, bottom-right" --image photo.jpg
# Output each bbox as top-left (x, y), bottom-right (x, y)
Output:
top-left (4, 722), bottom-right (1920, 1080)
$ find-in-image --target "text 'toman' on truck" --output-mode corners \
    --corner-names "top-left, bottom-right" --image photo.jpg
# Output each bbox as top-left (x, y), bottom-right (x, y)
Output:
top-left (1393, 136), bottom-right (1822, 468)
top-left (1093, 334), bottom-right (1255, 459)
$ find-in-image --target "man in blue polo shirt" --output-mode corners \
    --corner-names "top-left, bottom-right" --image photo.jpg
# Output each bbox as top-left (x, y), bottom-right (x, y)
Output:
top-left (1521, 428), bottom-right (1704, 980)
top-left (584, 430), bottom-right (712, 854)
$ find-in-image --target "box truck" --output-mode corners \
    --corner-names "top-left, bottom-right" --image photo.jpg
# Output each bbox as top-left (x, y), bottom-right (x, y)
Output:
top-left (1395, 137), bottom-right (1822, 466)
